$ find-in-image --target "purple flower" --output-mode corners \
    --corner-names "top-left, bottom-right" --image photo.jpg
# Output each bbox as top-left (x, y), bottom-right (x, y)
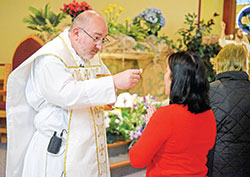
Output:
top-left (151, 96), bottom-right (157, 100)
top-left (136, 125), bottom-right (142, 131)
top-left (129, 131), bottom-right (134, 140)
top-left (136, 131), bottom-right (142, 137)
top-left (133, 134), bottom-right (137, 139)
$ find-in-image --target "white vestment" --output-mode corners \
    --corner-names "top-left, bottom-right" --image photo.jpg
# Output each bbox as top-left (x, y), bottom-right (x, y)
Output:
top-left (6, 29), bottom-right (116, 177)
top-left (219, 38), bottom-right (250, 75)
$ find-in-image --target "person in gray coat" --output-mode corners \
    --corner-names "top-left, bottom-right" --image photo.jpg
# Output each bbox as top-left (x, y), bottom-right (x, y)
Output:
top-left (208, 43), bottom-right (250, 177)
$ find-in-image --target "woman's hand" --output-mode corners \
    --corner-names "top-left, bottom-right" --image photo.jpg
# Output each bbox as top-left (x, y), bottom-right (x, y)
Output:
top-left (145, 105), bottom-right (156, 124)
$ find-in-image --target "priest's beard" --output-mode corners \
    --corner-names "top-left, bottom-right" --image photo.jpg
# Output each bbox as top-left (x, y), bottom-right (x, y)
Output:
top-left (81, 55), bottom-right (91, 60)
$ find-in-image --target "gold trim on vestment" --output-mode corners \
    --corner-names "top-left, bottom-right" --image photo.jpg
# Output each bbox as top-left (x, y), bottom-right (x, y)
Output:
top-left (56, 36), bottom-right (108, 176)
top-left (91, 108), bottom-right (101, 177)
top-left (58, 36), bottom-right (78, 67)
top-left (102, 110), bottom-right (109, 175)
top-left (67, 65), bottom-right (101, 68)
top-left (63, 110), bottom-right (73, 177)
top-left (90, 108), bottom-right (109, 177)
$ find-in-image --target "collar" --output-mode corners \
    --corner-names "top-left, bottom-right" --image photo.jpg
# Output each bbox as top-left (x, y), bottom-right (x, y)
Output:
top-left (60, 28), bottom-right (88, 67)
top-left (215, 71), bottom-right (249, 81)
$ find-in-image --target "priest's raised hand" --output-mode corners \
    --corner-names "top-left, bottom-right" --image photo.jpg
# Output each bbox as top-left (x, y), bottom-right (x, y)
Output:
top-left (113, 69), bottom-right (141, 90)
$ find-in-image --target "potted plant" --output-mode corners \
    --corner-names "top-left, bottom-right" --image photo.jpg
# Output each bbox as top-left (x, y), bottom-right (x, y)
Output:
top-left (60, 0), bottom-right (92, 21)
top-left (23, 3), bottom-right (66, 42)
top-left (104, 92), bottom-right (164, 147)
top-left (174, 13), bottom-right (221, 81)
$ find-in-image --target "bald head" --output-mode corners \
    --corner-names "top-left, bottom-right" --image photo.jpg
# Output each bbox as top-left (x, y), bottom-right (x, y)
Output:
top-left (70, 10), bottom-right (106, 32)
top-left (68, 10), bottom-right (108, 60)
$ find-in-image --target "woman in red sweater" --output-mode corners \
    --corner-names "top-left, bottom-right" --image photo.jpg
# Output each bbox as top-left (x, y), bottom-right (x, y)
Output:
top-left (129, 51), bottom-right (216, 177)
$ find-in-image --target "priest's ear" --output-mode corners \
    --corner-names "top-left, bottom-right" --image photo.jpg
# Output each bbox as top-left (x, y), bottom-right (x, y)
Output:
top-left (71, 27), bottom-right (81, 40)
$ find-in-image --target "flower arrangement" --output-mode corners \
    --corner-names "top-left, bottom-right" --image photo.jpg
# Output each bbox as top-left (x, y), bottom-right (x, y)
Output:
top-left (23, 4), bottom-right (66, 42)
top-left (60, 0), bottom-right (92, 21)
top-left (102, 4), bottom-right (124, 25)
top-left (101, 4), bottom-right (172, 50)
top-left (101, 4), bottom-right (151, 41)
top-left (102, 4), bottom-right (127, 35)
top-left (133, 8), bottom-right (166, 36)
top-left (104, 92), bottom-right (163, 146)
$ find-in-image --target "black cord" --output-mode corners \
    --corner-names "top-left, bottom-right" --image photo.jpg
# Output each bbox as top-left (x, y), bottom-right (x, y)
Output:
top-left (60, 129), bottom-right (68, 137)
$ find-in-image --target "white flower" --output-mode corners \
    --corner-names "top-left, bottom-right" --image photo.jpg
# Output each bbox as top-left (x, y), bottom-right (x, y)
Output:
top-left (131, 93), bottom-right (138, 99)
top-left (104, 117), bottom-right (111, 128)
top-left (115, 119), bottom-right (120, 124)
top-left (104, 111), bottom-right (109, 118)
top-left (115, 92), bottom-right (134, 108)
top-left (112, 109), bottom-right (123, 119)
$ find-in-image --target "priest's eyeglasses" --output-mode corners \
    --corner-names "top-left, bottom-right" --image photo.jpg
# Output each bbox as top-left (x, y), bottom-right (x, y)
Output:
top-left (78, 27), bottom-right (109, 44)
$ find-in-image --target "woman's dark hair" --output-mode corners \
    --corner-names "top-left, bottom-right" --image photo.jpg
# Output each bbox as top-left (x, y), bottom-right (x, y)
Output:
top-left (168, 51), bottom-right (210, 114)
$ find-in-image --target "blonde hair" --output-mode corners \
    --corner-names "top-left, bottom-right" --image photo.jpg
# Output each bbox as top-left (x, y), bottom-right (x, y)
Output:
top-left (215, 44), bottom-right (246, 74)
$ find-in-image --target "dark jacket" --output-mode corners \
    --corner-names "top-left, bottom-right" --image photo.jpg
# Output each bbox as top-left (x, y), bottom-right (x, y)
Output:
top-left (208, 71), bottom-right (250, 177)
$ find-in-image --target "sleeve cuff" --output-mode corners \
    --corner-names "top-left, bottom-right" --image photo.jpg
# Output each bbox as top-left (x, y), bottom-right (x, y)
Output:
top-left (85, 76), bottom-right (116, 106)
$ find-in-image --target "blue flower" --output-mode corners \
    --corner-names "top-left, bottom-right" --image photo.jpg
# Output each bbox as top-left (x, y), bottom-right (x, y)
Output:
top-left (135, 8), bottom-right (165, 27)
top-left (132, 8), bottom-right (165, 36)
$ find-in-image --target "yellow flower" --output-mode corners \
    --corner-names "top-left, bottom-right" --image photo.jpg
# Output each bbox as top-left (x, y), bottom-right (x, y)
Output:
top-left (125, 17), bottom-right (131, 22)
top-left (102, 8), bottom-right (108, 14)
top-left (115, 12), bottom-right (120, 18)
top-left (113, 4), bottom-right (117, 8)
top-left (110, 20), bottom-right (116, 24)
top-left (118, 7), bottom-right (124, 12)
top-left (108, 6), bottom-right (113, 13)
top-left (108, 4), bottom-right (113, 9)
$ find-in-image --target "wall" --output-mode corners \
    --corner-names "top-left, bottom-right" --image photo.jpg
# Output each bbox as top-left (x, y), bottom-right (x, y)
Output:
top-left (201, 0), bottom-right (224, 34)
top-left (0, 0), bottom-right (223, 65)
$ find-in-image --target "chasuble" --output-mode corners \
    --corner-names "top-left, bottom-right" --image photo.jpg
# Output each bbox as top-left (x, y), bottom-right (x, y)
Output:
top-left (6, 29), bottom-right (115, 177)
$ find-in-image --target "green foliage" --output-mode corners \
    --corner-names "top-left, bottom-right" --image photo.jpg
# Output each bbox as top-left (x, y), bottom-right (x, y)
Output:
top-left (104, 93), bottom-right (162, 144)
top-left (126, 23), bottom-right (149, 41)
top-left (155, 35), bottom-right (175, 49)
top-left (132, 43), bottom-right (151, 52)
top-left (108, 22), bottom-right (127, 35)
top-left (103, 4), bottom-right (126, 36)
top-left (103, 5), bottom-right (171, 43)
top-left (103, 4), bottom-right (149, 41)
top-left (174, 13), bottom-right (221, 81)
top-left (23, 4), bottom-right (66, 42)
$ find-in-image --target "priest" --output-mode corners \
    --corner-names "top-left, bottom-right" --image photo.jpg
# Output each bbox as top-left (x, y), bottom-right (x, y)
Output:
top-left (6, 10), bottom-right (141, 177)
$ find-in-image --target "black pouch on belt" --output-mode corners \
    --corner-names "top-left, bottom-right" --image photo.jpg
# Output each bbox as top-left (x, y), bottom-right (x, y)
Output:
top-left (47, 131), bottom-right (62, 154)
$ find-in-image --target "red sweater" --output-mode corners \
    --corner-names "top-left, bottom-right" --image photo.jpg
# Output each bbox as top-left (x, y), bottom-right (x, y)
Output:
top-left (129, 104), bottom-right (216, 177)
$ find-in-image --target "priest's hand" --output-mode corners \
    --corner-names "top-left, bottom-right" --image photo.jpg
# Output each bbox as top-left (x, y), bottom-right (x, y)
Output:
top-left (113, 69), bottom-right (141, 90)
